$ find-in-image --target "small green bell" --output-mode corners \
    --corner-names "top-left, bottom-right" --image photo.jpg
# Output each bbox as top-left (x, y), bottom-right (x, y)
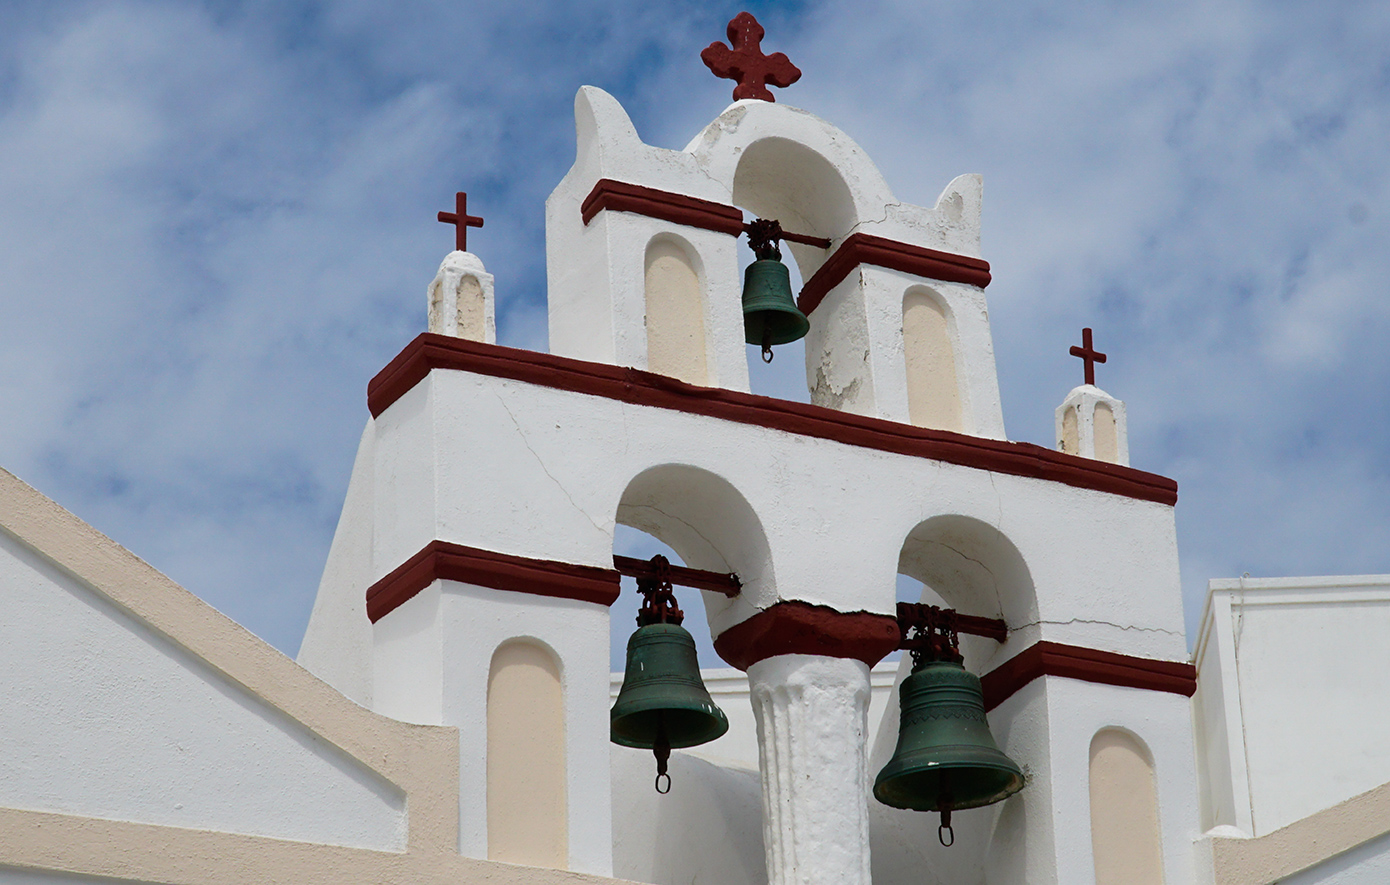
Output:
top-left (873, 658), bottom-right (1025, 844)
top-left (742, 219), bottom-right (809, 361)
top-left (742, 257), bottom-right (809, 347)
top-left (611, 557), bottom-right (728, 792)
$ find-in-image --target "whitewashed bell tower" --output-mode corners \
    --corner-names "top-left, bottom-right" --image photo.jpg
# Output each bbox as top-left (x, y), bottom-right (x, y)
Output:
top-left (300, 12), bottom-right (1203, 885)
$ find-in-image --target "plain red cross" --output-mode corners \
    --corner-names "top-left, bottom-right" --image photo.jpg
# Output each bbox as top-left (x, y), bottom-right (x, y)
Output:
top-left (1069, 327), bottom-right (1108, 386)
top-left (437, 192), bottom-right (484, 252)
top-left (701, 12), bottom-right (802, 103)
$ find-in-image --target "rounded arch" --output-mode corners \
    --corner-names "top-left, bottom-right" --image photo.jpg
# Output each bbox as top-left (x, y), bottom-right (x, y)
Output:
top-left (643, 233), bottom-right (709, 384)
top-left (902, 285), bottom-right (965, 432)
top-left (486, 638), bottom-right (567, 867)
top-left (732, 136), bottom-right (856, 283)
top-left (1089, 727), bottom-right (1163, 884)
top-left (615, 463), bottom-right (774, 627)
top-left (897, 514), bottom-right (1036, 633)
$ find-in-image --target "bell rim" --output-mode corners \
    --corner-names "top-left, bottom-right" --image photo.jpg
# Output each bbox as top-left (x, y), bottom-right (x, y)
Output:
top-left (742, 311), bottom-right (811, 346)
top-left (872, 758), bottom-right (1026, 811)
top-left (609, 705), bottom-right (730, 749)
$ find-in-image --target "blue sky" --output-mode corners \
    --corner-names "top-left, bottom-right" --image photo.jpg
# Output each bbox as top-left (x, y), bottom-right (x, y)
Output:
top-left (2, 1), bottom-right (1388, 665)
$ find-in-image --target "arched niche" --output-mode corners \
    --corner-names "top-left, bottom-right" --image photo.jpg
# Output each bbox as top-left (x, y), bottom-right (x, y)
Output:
top-left (731, 136), bottom-right (855, 284)
top-left (615, 464), bottom-right (774, 633)
top-left (1060, 405), bottom-right (1079, 455)
top-left (897, 516), bottom-right (1036, 670)
top-left (487, 639), bottom-right (567, 868)
top-left (644, 235), bottom-right (709, 385)
top-left (1094, 401), bottom-right (1118, 463)
top-left (902, 286), bottom-right (963, 432)
top-left (1089, 728), bottom-right (1164, 884)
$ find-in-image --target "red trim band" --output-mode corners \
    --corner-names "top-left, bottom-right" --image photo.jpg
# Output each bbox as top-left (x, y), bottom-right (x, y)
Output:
top-left (713, 601), bottom-right (901, 671)
top-left (980, 640), bottom-right (1197, 711)
top-left (367, 335), bottom-right (1178, 507)
top-left (366, 540), bottom-right (620, 623)
top-left (798, 232), bottom-right (992, 315)
top-left (580, 179), bottom-right (745, 235)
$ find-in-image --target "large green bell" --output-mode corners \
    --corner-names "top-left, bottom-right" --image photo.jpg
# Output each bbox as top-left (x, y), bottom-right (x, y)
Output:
top-left (611, 622), bottom-right (729, 790)
top-left (742, 256), bottom-right (810, 349)
top-left (874, 659), bottom-right (1025, 818)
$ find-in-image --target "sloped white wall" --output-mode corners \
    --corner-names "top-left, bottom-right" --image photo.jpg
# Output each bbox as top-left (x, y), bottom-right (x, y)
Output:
top-left (0, 529), bottom-right (405, 850)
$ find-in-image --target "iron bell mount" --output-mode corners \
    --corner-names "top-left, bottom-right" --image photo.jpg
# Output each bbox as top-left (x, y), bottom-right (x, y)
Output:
top-left (875, 603), bottom-right (1024, 847)
top-left (739, 218), bottom-right (825, 362)
top-left (610, 555), bottom-right (739, 793)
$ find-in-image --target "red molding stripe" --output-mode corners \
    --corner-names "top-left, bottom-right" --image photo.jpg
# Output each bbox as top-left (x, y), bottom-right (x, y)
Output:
top-left (366, 540), bottom-right (620, 623)
top-left (367, 334), bottom-right (1178, 507)
top-left (713, 601), bottom-right (902, 671)
top-left (980, 640), bottom-right (1197, 712)
top-left (799, 232), bottom-right (992, 315)
top-left (580, 179), bottom-right (745, 235)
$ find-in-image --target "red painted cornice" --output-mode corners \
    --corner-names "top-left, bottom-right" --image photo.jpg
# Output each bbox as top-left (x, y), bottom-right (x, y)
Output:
top-left (366, 540), bottom-right (620, 623)
top-left (713, 601), bottom-right (901, 671)
top-left (980, 640), bottom-right (1197, 711)
top-left (367, 334), bottom-right (1178, 507)
top-left (798, 232), bottom-right (992, 314)
top-left (580, 179), bottom-right (745, 235)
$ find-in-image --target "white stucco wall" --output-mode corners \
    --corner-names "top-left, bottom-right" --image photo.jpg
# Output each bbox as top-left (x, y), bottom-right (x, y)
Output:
top-left (368, 369), bottom-right (1185, 664)
top-left (298, 419), bottom-right (376, 706)
top-left (0, 527), bottom-right (405, 850)
top-left (373, 579), bottom-right (613, 875)
top-left (1194, 576), bottom-right (1390, 837)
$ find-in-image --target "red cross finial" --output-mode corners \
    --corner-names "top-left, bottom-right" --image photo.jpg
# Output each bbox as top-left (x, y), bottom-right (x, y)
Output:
top-left (1069, 327), bottom-right (1108, 386)
top-left (701, 12), bottom-right (802, 103)
top-left (437, 192), bottom-right (484, 252)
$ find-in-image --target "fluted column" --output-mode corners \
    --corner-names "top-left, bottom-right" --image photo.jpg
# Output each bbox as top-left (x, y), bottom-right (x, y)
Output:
top-left (748, 654), bottom-right (873, 885)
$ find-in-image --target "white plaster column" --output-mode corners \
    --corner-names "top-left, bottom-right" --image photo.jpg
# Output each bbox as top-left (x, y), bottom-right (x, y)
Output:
top-left (748, 654), bottom-right (873, 885)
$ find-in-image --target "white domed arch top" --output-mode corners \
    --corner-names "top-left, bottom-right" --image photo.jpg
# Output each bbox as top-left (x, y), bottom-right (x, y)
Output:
top-left (546, 87), bottom-right (1005, 439)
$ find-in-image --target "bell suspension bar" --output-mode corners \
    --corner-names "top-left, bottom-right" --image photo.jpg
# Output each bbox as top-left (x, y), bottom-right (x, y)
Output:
top-left (613, 554), bottom-right (741, 597)
top-left (896, 601), bottom-right (1008, 646)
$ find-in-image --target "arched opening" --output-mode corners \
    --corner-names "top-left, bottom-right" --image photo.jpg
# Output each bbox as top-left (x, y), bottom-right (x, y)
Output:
top-left (644, 235), bottom-right (709, 385)
top-left (732, 137), bottom-right (856, 403)
top-left (902, 286), bottom-right (963, 432)
top-left (897, 515), bottom-right (1036, 673)
top-left (1090, 729), bottom-right (1164, 884)
top-left (615, 463), bottom-right (774, 633)
top-left (487, 639), bottom-right (567, 867)
top-left (609, 467), bottom-right (771, 884)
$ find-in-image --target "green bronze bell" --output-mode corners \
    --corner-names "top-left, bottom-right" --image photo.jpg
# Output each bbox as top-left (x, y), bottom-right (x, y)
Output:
top-left (874, 658), bottom-right (1025, 844)
top-left (742, 220), bottom-right (809, 361)
top-left (742, 256), bottom-right (809, 347)
top-left (611, 558), bottom-right (728, 792)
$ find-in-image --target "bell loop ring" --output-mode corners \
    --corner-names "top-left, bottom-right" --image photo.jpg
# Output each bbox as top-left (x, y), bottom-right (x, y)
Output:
top-left (938, 821), bottom-right (954, 847)
top-left (655, 772), bottom-right (671, 794)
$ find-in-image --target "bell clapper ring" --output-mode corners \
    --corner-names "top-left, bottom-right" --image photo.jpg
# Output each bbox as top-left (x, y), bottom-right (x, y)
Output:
top-left (761, 328), bottom-right (774, 363)
top-left (938, 808), bottom-right (954, 847)
top-left (653, 714), bottom-right (672, 794)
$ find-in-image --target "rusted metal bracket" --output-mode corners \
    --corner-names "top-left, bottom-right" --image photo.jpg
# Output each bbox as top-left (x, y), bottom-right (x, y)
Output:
top-left (743, 218), bottom-right (831, 250)
top-left (895, 601), bottom-right (1009, 664)
top-left (613, 554), bottom-right (741, 598)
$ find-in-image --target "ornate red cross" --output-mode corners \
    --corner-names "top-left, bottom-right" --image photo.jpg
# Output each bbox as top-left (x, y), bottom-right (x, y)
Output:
top-left (1069, 327), bottom-right (1108, 386)
top-left (701, 12), bottom-right (801, 102)
top-left (437, 192), bottom-right (484, 252)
